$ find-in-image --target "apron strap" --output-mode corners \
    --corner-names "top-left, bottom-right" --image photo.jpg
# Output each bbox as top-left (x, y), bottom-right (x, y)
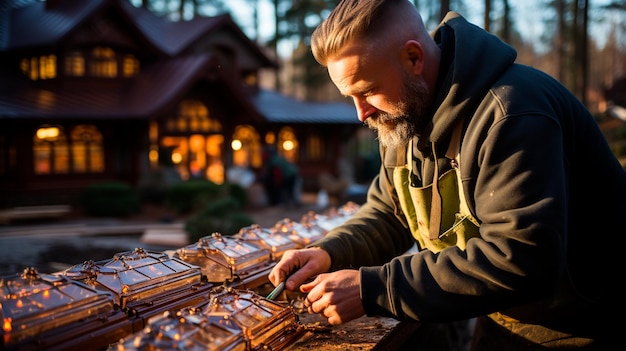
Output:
top-left (445, 119), bottom-right (464, 161)
top-left (429, 142), bottom-right (442, 240)
top-left (429, 119), bottom-right (465, 240)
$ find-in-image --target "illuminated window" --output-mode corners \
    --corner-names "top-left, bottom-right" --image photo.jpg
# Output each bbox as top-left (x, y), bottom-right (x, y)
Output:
top-left (122, 54), bottom-right (140, 77)
top-left (160, 134), bottom-right (225, 183)
top-left (232, 125), bottom-right (262, 168)
top-left (39, 55), bottom-right (56, 79)
top-left (167, 100), bottom-right (221, 133)
top-left (307, 134), bottom-right (323, 161)
top-left (20, 55), bottom-right (57, 80)
top-left (33, 125), bottom-right (69, 174)
top-left (29, 57), bottom-right (39, 80)
top-left (149, 122), bottom-right (159, 167)
top-left (162, 101), bottom-right (226, 183)
top-left (161, 136), bottom-right (189, 180)
top-left (71, 125), bottom-right (104, 173)
top-left (33, 124), bottom-right (104, 175)
top-left (90, 47), bottom-right (117, 77)
top-left (277, 127), bottom-right (298, 163)
top-left (265, 131), bottom-right (275, 145)
top-left (65, 51), bottom-right (85, 77)
top-left (20, 58), bottom-right (29, 76)
top-left (205, 134), bottom-right (224, 183)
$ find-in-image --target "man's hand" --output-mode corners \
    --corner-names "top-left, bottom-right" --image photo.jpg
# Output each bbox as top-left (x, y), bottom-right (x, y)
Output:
top-left (300, 269), bottom-right (365, 325)
top-left (268, 247), bottom-right (332, 291)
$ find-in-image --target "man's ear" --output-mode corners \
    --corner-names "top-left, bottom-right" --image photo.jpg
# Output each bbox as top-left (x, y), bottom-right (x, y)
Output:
top-left (403, 40), bottom-right (424, 74)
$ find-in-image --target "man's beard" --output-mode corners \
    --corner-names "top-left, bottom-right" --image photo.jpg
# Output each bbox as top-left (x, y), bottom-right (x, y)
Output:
top-left (364, 73), bottom-right (429, 148)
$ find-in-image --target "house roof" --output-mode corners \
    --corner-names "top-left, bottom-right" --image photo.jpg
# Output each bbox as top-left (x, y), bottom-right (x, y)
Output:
top-left (0, 0), bottom-right (104, 50)
top-left (252, 89), bottom-right (359, 124)
top-left (119, 2), bottom-right (274, 65)
top-left (0, 0), bottom-right (276, 69)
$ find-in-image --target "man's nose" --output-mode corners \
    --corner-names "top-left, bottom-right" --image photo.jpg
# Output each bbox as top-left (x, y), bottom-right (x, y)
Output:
top-left (354, 98), bottom-right (376, 122)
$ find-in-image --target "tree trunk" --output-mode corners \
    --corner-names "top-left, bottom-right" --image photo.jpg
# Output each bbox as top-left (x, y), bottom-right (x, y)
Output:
top-left (484, 0), bottom-right (491, 32)
top-left (556, 0), bottom-right (567, 83)
top-left (577, 0), bottom-right (589, 105)
top-left (502, 0), bottom-right (511, 43)
top-left (273, 0), bottom-right (281, 91)
top-left (440, 0), bottom-right (450, 21)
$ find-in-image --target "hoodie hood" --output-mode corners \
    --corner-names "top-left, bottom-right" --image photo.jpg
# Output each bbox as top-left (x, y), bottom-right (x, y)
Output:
top-left (426, 12), bottom-right (517, 145)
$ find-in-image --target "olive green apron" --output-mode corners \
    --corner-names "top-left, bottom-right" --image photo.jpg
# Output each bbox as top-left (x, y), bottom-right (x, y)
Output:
top-left (392, 122), bottom-right (479, 253)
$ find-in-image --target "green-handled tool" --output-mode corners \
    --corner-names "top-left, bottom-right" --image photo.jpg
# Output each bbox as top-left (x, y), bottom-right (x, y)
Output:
top-left (266, 281), bottom-right (286, 300)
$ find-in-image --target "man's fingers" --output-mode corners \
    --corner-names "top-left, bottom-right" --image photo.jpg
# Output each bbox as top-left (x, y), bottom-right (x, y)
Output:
top-left (269, 250), bottom-right (301, 286)
top-left (268, 266), bottom-right (287, 286)
top-left (268, 247), bottom-right (330, 291)
top-left (287, 256), bottom-right (325, 290)
top-left (305, 295), bottom-right (326, 314)
top-left (299, 273), bottom-right (323, 293)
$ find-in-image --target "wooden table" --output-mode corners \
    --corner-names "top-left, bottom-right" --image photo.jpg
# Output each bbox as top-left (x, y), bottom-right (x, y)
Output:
top-left (289, 312), bottom-right (422, 351)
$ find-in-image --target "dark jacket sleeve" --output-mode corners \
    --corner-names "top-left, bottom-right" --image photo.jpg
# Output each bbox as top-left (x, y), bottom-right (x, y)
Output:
top-left (313, 165), bottom-right (415, 270)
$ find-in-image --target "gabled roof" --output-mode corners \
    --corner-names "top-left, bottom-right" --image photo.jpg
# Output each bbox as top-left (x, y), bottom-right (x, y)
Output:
top-left (0, 0), bottom-right (105, 50)
top-left (0, 0), bottom-right (276, 68)
top-left (118, 1), bottom-right (274, 65)
top-left (252, 89), bottom-right (359, 124)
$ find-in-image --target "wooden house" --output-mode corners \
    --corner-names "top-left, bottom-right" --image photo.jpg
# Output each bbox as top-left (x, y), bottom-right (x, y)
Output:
top-left (0, 0), bottom-right (373, 210)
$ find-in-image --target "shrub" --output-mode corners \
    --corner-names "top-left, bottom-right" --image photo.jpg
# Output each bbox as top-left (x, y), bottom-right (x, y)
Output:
top-left (166, 179), bottom-right (249, 214)
top-left (166, 180), bottom-right (223, 214)
top-left (80, 181), bottom-right (140, 217)
top-left (223, 182), bottom-right (248, 207)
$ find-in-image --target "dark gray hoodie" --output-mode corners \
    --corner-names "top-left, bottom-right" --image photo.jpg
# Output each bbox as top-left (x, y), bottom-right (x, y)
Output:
top-left (313, 11), bottom-right (626, 345)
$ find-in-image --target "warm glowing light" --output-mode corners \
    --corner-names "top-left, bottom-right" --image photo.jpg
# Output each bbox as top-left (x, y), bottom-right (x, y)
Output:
top-left (149, 149), bottom-right (158, 162)
top-left (122, 285), bottom-right (129, 294)
top-left (171, 152), bottom-right (182, 164)
top-left (36, 127), bottom-right (59, 140)
top-left (282, 140), bottom-right (295, 151)
top-left (3, 318), bottom-right (12, 332)
top-left (174, 333), bottom-right (181, 341)
top-left (231, 139), bottom-right (242, 150)
top-left (189, 134), bottom-right (204, 150)
top-left (43, 290), bottom-right (50, 299)
top-left (16, 299), bottom-right (23, 308)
